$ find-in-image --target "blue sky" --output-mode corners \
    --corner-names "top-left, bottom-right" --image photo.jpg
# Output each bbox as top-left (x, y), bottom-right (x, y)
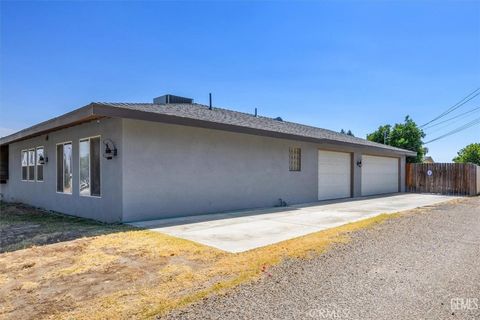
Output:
top-left (1, 1), bottom-right (479, 162)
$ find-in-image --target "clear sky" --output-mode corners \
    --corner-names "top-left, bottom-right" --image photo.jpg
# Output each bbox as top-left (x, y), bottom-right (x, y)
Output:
top-left (1, 1), bottom-right (479, 162)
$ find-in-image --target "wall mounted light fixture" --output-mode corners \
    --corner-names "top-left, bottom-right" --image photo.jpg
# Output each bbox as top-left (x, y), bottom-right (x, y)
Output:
top-left (103, 139), bottom-right (118, 160)
top-left (38, 154), bottom-right (46, 165)
top-left (356, 161), bottom-right (362, 168)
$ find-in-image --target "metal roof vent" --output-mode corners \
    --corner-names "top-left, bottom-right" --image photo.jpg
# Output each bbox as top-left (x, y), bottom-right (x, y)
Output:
top-left (153, 94), bottom-right (193, 104)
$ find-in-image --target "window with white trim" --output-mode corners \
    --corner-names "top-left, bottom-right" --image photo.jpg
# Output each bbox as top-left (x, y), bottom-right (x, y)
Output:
top-left (36, 147), bottom-right (45, 182)
top-left (79, 137), bottom-right (101, 196)
top-left (289, 147), bottom-right (301, 171)
top-left (28, 149), bottom-right (35, 181)
top-left (21, 150), bottom-right (28, 180)
top-left (57, 142), bottom-right (72, 193)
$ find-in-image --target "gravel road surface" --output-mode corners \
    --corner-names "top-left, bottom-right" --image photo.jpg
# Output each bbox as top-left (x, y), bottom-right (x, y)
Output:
top-left (163, 197), bottom-right (480, 320)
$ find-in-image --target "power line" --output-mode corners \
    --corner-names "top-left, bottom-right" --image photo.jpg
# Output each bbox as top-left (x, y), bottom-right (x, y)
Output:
top-left (425, 118), bottom-right (480, 144)
top-left (423, 105), bottom-right (480, 130)
top-left (426, 117), bottom-right (476, 136)
top-left (423, 107), bottom-right (480, 135)
top-left (424, 117), bottom-right (480, 144)
top-left (420, 87), bottom-right (480, 127)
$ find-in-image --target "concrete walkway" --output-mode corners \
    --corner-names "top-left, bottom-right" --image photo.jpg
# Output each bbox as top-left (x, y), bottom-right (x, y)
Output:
top-left (129, 193), bottom-right (456, 252)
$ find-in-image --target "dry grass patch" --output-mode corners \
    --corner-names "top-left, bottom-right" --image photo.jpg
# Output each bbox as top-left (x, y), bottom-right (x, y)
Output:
top-left (0, 202), bottom-right (400, 320)
top-left (0, 202), bottom-right (130, 253)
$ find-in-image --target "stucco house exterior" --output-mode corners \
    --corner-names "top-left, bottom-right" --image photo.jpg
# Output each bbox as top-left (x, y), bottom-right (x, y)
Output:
top-left (0, 94), bottom-right (416, 223)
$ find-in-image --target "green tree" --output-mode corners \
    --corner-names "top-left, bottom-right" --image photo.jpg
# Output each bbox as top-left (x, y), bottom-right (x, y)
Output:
top-left (453, 143), bottom-right (480, 165)
top-left (366, 116), bottom-right (427, 163)
top-left (340, 129), bottom-right (355, 137)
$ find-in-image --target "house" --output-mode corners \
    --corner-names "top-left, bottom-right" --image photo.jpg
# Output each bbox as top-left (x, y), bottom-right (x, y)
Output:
top-left (423, 156), bottom-right (435, 163)
top-left (0, 94), bottom-right (416, 223)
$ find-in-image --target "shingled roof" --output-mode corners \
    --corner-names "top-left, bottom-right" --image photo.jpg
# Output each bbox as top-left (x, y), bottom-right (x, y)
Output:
top-left (0, 101), bottom-right (417, 156)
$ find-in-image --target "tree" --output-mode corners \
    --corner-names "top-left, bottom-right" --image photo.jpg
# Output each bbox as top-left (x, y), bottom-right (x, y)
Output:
top-left (366, 116), bottom-right (427, 163)
top-left (453, 143), bottom-right (480, 165)
top-left (366, 124), bottom-right (391, 144)
top-left (340, 129), bottom-right (355, 137)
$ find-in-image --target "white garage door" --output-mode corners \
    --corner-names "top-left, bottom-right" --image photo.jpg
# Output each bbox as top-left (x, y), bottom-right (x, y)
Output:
top-left (318, 150), bottom-right (351, 201)
top-left (361, 155), bottom-right (399, 196)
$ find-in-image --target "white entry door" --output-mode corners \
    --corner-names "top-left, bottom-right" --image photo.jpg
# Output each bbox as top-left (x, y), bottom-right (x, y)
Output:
top-left (361, 155), bottom-right (399, 196)
top-left (318, 150), bottom-right (351, 201)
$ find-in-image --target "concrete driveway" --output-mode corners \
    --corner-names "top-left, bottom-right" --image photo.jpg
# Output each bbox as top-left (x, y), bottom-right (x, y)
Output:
top-left (129, 193), bottom-right (455, 252)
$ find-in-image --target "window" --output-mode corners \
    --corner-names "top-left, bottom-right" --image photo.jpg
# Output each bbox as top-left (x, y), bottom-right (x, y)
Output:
top-left (289, 147), bottom-right (301, 171)
top-left (79, 137), bottom-right (101, 197)
top-left (57, 142), bottom-right (72, 193)
top-left (28, 149), bottom-right (35, 181)
top-left (36, 147), bottom-right (45, 181)
top-left (21, 147), bottom-right (45, 182)
top-left (21, 150), bottom-right (28, 180)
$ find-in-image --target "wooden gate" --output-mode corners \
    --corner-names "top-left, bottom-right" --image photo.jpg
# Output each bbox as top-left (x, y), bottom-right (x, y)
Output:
top-left (406, 163), bottom-right (479, 196)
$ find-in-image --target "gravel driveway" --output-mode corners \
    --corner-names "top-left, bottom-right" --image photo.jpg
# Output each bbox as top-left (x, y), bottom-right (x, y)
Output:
top-left (162, 197), bottom-right (480, 320)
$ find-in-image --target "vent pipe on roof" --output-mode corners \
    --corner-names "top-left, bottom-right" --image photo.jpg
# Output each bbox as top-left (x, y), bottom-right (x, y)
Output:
top-left (209, 93), bottom-right (212, 110)
top-left (254, 108), bottom-right (257, 117)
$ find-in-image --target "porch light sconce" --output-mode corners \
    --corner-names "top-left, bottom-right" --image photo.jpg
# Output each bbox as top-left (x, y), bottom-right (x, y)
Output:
top-left (103, 139), bottom-right (118, 160)
top-left (356, 161), bottom-right (362, 168)
top-left (38, 154), bottom-right (47, 164)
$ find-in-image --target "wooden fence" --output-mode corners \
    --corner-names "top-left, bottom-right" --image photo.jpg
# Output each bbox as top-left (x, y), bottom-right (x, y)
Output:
top-left (406, 163), bottom-right (479, 196)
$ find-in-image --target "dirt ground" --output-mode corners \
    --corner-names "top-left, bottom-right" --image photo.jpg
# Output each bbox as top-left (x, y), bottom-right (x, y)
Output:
top-left (0, 203), bottom-right (226, 319)
top-left (0, 200), bottom-right (453, 319)
top-left (0, 202), bottom-right (131, 253)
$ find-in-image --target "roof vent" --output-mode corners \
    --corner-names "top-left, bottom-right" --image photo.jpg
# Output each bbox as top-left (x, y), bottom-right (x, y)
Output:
top-left (153, 94), bottom-right (193, 104)
top-left (274, 117), bottom-right (283, 121)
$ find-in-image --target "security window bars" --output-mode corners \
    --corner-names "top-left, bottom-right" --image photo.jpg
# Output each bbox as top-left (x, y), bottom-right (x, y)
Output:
top-left (289, 147), bottom-right (301, 171)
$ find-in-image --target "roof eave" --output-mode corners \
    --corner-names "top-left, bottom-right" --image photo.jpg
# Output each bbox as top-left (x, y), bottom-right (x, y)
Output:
top-left (0, 104), bottom-right (98, 146)
top-left (405, 151), bottom-right (418, 157)
top-left (92, 103), bottom-right (418, 157)
top-left (0, 102), bottom-right (419, 157)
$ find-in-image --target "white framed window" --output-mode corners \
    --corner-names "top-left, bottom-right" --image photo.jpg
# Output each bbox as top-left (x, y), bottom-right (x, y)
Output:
top-left (28, 149), bottom-right (35, 181)
top-left (21, 150), bottom-right (28, 181)
top-left (56, 142), bottom-right (72, 194)
top-left (79, 136), bottom-right (101, 197)
top-left (36, 147), bottom-right (45, 182)
top-left (289, 147), bottom-right (301, 171)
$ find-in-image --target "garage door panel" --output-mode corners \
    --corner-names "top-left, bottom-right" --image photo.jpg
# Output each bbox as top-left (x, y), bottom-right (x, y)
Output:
top-left (361, 155), bottom-right (399, 196)
top-left (318, 150), bottom-right (351, 201)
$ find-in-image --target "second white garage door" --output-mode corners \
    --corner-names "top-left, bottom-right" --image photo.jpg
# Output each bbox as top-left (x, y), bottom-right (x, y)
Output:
top-left (361, 155), bottom-right (399, 196)
top-left (318, 150), bottom-right (351, 201)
